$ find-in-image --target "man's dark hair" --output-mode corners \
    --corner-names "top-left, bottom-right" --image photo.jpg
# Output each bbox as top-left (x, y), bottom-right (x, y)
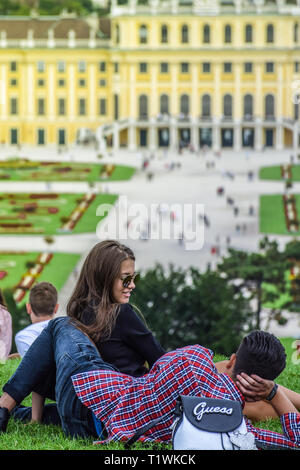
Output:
top-left (29, 282), bottom-right (57, 317)
top-left (233, 330), bottom-right (286, 381)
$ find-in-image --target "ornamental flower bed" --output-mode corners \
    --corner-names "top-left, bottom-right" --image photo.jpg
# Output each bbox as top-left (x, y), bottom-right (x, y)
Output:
top-left (100, 164), bottom-right (115, 179)
top-left (13, 252), bottom-right (54, 303)
top-left (59, 193), bottom-right (96, 232)
top-left (280, 164), bottom-right (292, 180)
top-left (283, 194), bottom-right (299, 233)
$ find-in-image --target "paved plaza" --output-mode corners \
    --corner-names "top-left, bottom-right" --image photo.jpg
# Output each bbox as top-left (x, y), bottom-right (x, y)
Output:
top-left (0, 143), bottom-right (300, 337)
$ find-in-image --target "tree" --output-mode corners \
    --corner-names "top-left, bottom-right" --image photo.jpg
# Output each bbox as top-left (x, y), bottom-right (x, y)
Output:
top-left (217, 237), bottom-right (293, 330)
top-left (132, 263), bottom-right (253, 355)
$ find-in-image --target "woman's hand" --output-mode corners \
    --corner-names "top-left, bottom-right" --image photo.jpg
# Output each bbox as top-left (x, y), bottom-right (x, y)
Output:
top-left (236, 372), bottom-right (274, 402)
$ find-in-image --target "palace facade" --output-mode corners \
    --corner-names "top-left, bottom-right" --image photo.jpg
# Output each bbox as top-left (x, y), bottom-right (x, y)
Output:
top-left (1, 0), bottom-right (300, 152)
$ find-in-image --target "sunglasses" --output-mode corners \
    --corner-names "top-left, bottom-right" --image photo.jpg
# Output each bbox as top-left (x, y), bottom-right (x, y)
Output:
top-left (121, 273), bottom-right (140, 288)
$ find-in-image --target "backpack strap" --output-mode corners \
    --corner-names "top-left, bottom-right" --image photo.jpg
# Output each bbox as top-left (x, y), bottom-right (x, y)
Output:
top-left (124, 417), bottom-right (162, 449)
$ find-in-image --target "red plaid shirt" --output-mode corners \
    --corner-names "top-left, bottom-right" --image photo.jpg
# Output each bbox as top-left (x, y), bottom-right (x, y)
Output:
top-left (72, 345), bottom-right (300, 449)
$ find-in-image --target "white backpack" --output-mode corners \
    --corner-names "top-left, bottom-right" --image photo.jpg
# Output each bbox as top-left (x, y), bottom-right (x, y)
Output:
top-left (172, 396), bottom-right (257, 450)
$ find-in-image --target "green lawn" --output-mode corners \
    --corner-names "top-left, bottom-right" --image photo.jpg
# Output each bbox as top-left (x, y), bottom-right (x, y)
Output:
top-left (0, 340), bottom-right (298, 450)
top-left (0, 159), bottom-right (135, 182)
top-left (260, 194), bottom-right (300, 235)
top-left (0, 192), bottom-right (118, 235)
top-left (0, 251), bottom-right (81, 306)
top-left (260, 164), bottom-right (300, 181)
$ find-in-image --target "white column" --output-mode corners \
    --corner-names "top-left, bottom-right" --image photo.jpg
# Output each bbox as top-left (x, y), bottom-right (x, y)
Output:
top-left (213, 121), bottom-right (220, 151)
top-left (129, 119), bottom-right (136, 151)
top-left (27, 63), bottom-right (34, 119)
top-left (149, 118), bottom-right (156, 151)
top-left (113, 123), bottom-right (120, 150)
top-left (191, 119), bottom-right (198, 150)
top-left (293, 123), bottom-right (299, 151)
top-left (1, 64), bottom-right (7, 118)
top-left (68, 64), bottom-right (75, 118)
top-left (276, 122), bottom-right (283, 150)
top-left (170, 117), bottom-right (177, 151)
top-left (234, 122), bottom-right (241, 151)
top-left (89, 63), bottom-right (96, 118)
top-left (48, 63), bottom-right (55, 120)
top-left (255, 119), bottom-right (263, 151)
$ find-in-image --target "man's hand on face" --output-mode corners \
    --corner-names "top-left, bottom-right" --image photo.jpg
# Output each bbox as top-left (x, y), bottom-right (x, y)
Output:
top-left (236, 372), bottom-right (274, 402)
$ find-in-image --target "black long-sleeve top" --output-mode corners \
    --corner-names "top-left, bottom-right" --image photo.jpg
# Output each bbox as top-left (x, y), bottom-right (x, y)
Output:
top-left (80, 303), bottom-right (166, 377)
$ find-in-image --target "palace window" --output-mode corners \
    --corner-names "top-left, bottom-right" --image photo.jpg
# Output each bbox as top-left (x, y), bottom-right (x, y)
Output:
top-left (243, 94), bottom-right (253, 119)
top-left (58, 98), bottom-right (66, 116)
top-left (294, 23), bottom-right (299, 43)
top-left (181, 24), bottom-right (189, 43)
top-left (37, 98), bottom-right (45, 115)
top-left (180, 94), bottom-right (190, 116)
top-left (224, 24), bottom-right (232, 43)
top-left (139, 94), bottom-right (148, 119)
top-left (10, 97), bottom-right (18, 115)
top-left (266, 24), bottom-right (274, 43)
top-left (265, 62), bottom-right (274, 73)
top-left (99, 98), bottom-right (107, 115)
top-left (115, 24), bottom-right (120, 44)
top-left (181, 62), bottom-right (189, 73)
top-left (10, 61), bottom-right (17, 72)
top-left (160, 62), bottom-right (169, 73)
top-left (245, 24), bottom-right (253, 43)
top-left (223, 94), bottom-right (233, 118)
top-left (161, 24), bottom-right (168, 43)
top-left (78, 61), bottom-right (86, 73)
top-left (37, 61), bottom-right (45, 73)
top-left (79, 98), bottom-right (86, 116)
top-left (10, 128), bottom-right (18, 145)
top-left (99, 62), bottom-right (106, 72)
top-left (224, 62), bottom-right (232, 73)
top-left (203, 24), bottom-right (210, 43)
top-left (244, 62), bottom-right (253, 73)
top-left (37, 129), bottom-right (45, 145)
top-left (202, 62), bottom-right (211, 73)
top-left (139, 62), bottom-right (148, 73)
top-left (57, 61), bottom-right (66, 73)
top-left (160, 94), bottom-right (169, 114)
top-left (139, 25), bottom-right (148, 44)
top-left (265, 94), bottom-right (275, 119)
top-left (201, 94), bottom-right (211, 118)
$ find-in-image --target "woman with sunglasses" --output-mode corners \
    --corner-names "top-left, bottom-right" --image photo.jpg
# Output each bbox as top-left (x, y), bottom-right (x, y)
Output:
top-left (67, 239), bottom-right (165, 378)
top-left (0, 240), bottom-right (165, 436)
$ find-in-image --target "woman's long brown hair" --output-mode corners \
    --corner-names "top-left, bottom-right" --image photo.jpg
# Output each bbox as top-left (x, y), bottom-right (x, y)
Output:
top-left (67, 240), bottom-right (135, 342)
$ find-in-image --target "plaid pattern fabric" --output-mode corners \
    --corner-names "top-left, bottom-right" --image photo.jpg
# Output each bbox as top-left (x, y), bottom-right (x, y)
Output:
top-left (72, 345), bottom-right (300, 449)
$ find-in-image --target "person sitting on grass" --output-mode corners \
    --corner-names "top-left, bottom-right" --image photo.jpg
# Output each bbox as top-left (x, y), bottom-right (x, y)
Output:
top-left (0, 289), bottom-right (12, 362)
top-left (0, 322), bottom-right (299, 449)
top-left (12, 282), bottom-right (60, 426)
top-left (0, 240), bottom-right (165, 434)
top-left (15, 282), bottom-right (58, 359)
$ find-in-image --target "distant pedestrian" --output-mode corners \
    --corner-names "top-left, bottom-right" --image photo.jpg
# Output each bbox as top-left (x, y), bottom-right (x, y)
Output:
top-left (234, 207), bottom-right (239, 216)
top-left (249, 205), bottom-right (254, 216)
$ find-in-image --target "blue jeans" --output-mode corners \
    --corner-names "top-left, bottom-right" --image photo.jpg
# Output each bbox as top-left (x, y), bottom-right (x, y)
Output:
top-left (3, 317), bottom-right (117, 438)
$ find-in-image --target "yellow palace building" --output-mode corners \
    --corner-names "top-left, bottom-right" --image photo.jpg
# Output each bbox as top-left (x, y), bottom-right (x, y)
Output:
top-left (1, 0), bottom-right (300, 153)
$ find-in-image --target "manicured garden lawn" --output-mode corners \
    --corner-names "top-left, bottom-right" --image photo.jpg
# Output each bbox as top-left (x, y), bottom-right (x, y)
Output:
top-left (0, 192), bottom-right (118, 235)
top-left (0, 251), bottom-right (81, 306)
top-left (260, 194), bottom-right (300, 235)
top-left (0, 159), bottom-right (135, 182)
top-left (260, 195), bottom-right (288, 235)
top-left (259, 166), bottom-right (283, 181)
top-left (259, 164), bottom-right (300, 181)
top-left (0, 340), bottom-right (298, 451)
